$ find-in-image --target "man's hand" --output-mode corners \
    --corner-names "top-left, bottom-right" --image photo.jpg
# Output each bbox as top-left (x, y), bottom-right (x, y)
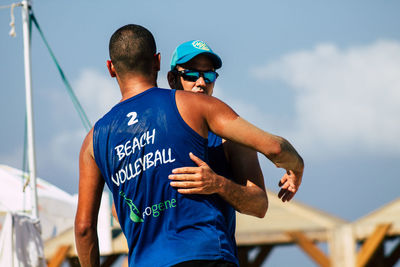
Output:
top-left (277, 170), bottom-right (303, 202)
top-left (168, 152), bottom-right (223, 194)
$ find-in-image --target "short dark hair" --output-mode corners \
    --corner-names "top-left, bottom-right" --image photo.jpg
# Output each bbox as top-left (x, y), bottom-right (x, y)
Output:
top-left (109, 24), bottom-right (156, 76)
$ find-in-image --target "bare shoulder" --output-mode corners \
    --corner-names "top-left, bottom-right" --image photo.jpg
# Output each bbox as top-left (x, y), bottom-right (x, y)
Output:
top-left (80, 128), bottom-right (95, 160)
top-left (175, 91), bottom-right (240, 139)
top-left (175, 90), bottom-right (229, 108)
top-left (175, 90), bottom-right (214, 105)
top-left (174, 91), bottom-right (210, 138)
top-left (176, 91), bottom-right (238, 119)
top-left (78, 127), bottom-right (103, 187)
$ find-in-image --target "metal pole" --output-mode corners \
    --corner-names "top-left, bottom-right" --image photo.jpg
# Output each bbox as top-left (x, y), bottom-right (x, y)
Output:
top-left (21, 0), bottom-right (38, 219)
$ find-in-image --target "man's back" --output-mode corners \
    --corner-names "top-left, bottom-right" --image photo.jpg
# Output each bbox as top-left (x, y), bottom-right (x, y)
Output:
top-left (93, 87), bottom-right (238, 266)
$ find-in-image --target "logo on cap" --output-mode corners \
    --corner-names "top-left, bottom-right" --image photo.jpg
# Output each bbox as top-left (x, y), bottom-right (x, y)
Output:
top-left (192, 40), bottom-right (210, 51)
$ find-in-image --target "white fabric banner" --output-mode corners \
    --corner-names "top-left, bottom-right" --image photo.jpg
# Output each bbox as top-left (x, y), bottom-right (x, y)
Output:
top-left (0, 213), bottom-right (47, 267)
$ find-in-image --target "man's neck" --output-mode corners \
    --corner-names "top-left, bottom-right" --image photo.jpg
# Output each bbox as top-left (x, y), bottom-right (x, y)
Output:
top-left (118, 75), bottom-right (157, 102)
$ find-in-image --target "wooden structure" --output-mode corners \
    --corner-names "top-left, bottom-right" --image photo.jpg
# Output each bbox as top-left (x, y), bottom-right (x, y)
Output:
top-left (44, 225), bottom-right (128, 267)
top-left (236, 190), bottom-right (346, 266)
top-left (237, 194), bottom-right (400, 267)
top-left (351, 198), bottom-right (400, 267)
top-left (43, 192), bottom-right (400, 267)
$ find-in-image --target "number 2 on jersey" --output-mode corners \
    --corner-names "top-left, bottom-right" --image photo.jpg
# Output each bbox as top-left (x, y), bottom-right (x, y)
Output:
top-left (127, 112), bottom-right (138, 126)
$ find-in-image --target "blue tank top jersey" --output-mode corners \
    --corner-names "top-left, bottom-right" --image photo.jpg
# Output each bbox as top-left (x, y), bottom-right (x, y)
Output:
top-left (207, 133), bottom-right (237, 260)
top-left (93, 87), bottom-right (238, 267)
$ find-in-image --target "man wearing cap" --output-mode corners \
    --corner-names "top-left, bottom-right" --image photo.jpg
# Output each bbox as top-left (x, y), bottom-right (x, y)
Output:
top-left (167, 40), bottom-right (268, 220)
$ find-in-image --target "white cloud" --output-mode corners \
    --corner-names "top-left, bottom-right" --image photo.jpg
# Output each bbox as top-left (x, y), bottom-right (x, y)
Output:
top-left (74, 69), bottom-right (172, 122)
top-left (212, 85), bottom-right (283, 131)
top-left (73, 69), bottom-right (121, 123)
top-left (41, 129), bottom-right (84, 169)
top-left (0, 146), bottom-right (23, 170)
top-left (31, 69), bottom-right (120, 193)
top-left (35, 129), bottom-right (84, 193)
top-left (252, 40), bottom-right (400, 156)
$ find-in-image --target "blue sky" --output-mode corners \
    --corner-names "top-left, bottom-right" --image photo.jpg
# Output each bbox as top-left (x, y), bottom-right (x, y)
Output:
top-left (1, 1), bottom-right (400, 266)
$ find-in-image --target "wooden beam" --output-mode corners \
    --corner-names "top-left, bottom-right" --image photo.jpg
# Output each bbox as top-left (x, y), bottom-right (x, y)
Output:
top-left (47, 245), bottom-right (71, 267)
top-left (287, 231), bottom-right (330, 267)
top-left (329, 224), bottom-right (356, 267)
top-left (250, 245), bottom-right (274, 267)
top-left (356, 223), bottom-right (392, 267)
top-left (385, 237), bottom-right (400, 267)
top-left (238, 246), bottom-right (251, 267)
top-left (366, 243), bottom-right (384, 267)
top-left (67, 257), bottom-right (80, 267)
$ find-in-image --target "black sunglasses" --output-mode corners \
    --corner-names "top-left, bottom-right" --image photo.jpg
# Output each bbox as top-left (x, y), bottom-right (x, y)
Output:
top-left (173, 69), bottom-right (219, 84)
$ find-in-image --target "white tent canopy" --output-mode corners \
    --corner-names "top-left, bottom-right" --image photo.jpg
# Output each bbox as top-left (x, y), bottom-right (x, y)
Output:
top-left (0, 164), bottom-right (76, 241)
top-left (0, 164), bottom-right (114, 265)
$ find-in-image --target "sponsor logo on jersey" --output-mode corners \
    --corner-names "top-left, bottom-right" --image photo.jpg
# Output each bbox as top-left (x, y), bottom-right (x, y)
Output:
top-left (120, 191), bottom-right (177, 223)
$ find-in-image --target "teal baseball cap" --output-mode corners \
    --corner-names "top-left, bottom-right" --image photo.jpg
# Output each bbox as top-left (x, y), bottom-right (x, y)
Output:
top-left (170, 40), bottom-right (222, 70)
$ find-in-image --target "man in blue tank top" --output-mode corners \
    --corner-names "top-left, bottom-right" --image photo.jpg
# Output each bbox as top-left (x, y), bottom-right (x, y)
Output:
top-left (75, 24), bottom-right (304, 267)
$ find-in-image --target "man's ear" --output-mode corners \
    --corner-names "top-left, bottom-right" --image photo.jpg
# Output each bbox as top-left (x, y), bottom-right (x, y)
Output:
top-left (107, 60), bottom-right (116, 77)
top-left (167, 71), bottom-right (176, 89)
top-left (154, 53), bottom-right (161, 72)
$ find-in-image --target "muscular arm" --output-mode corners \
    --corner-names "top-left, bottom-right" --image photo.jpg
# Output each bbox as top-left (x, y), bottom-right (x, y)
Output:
top-left (175, 91), bottom-right (304, 202)
top-left (75, 129), bottom-right (105, 267)
top-left (205, 97), bottom-right (304, 201)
